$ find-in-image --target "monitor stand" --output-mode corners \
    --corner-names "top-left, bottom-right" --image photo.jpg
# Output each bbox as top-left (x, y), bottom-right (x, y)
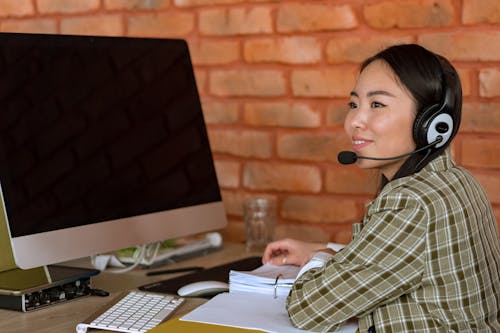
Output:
top-left (0, 266), bottom-right (52, 292)
top-left (0, 265), bottom-right (100, 312)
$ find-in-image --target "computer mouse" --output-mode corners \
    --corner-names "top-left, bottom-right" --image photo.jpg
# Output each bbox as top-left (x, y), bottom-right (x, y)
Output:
top-left (177, 280), bottom-right (229, 297)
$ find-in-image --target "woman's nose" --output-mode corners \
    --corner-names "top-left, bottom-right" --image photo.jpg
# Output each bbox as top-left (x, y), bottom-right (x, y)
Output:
top-left (347, 107), bottom-right (367, 130)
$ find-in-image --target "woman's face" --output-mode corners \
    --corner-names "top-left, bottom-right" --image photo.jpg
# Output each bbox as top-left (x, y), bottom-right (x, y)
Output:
top-left (344, 60), bottom-right (417, 180)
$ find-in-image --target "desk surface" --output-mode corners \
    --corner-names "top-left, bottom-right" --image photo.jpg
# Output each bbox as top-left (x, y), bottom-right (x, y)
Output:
top-left (0, 242), bottom-right (259, 333)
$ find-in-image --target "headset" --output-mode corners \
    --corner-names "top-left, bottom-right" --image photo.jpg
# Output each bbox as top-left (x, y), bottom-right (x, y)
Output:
top-left (412, 58), bottom-right (455, 149)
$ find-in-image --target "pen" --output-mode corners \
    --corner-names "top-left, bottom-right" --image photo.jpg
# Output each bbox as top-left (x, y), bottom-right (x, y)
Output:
top-left (146, 266), bottom-right (204, 276)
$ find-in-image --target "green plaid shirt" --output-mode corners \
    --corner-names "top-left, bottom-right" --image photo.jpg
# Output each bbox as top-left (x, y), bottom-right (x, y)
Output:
top-left (287, 150), bottom-right (500, 332)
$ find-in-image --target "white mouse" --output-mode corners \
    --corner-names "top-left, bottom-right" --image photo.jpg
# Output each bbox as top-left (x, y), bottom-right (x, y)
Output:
top-left (177, 280), bottom-right (229, 297)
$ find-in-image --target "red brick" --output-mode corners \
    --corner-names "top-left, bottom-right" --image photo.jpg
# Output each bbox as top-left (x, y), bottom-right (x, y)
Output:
top-left (194, 69), bottom-right (207, 95)
top-left (419, 32), bottom-right (500, 61)
top-left (461, 138), bottom-right (500, 168)
top-left (174, 0), bottom-right (244, 7)
top-left (364, 0), bottom-right (454, 29)
top-left (457, 68), bottom-right (472, 97)
top-left (243, 162), bottom-right (321, 192)
top-left (275, 224), bottom-right (330, 243)
top-left (276, 4), bottom-right (357, 33)
top-left (210, 70), bottom-right (285, 97)
top-left (244, 37), bottom-right (321, 64)
top-left (61, 15), bottom-right (123, 36)
top-left (202, 101), bottom-right (239, 125)
top-left (326, 167), bottom-right (379, 196)
top-left (291, 68), bottom-right (356, 98)
top-left (461, 103), bottom-right (500, 134)
top-left (326, 36), bottom-right (414, 63)
top-left (243, 102), bottom-right (320, 128)
top-left (462, 0), bottom-right (500, 24)
top-left (326, 103), bottom-right (349, 127)
top-left (214, 160), bottom-right (240, 189)
top-left (105, 0), bottom-right (169, 10)
top-left (479, 68), bottom-right (500, 98)
top-left (282, 195), bottom-right (360, 223)
top-left (277, 133), bottom-right (349, 162)
top-left (474, 172), bottom-right (500, 205)
top-left (199, 7), bottom-right (272, 36)
top-left (38, 0), bottom-right (99, 14)
top-left (0, 0), bottom-right (34, 17)
top-left (208, 129), bottom-right (272, 158)
top-left (188, 40), bottom-right (239, 65)
top-left (220, 190), bottom-right (245, 216)
top-left (0, 19), bottom-right (56, 34)
top-left (128, 12), bottom-right (194, 37)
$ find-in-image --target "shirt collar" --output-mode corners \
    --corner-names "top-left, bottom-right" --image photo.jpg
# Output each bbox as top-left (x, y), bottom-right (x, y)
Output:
top-left (421, 148), bottom-right (455, 173)
top-left (379, 148), bottom-right (455, 194)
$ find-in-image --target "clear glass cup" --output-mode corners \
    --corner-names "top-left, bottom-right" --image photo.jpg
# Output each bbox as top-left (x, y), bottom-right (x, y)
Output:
top-left (243, 198), bottom-right (276, 252)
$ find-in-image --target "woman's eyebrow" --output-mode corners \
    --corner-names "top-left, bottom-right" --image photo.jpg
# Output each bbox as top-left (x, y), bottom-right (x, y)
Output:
top-left (367, 90), bottom-right (396, 97)
top-left (350, 90), bottom-right (396, 98)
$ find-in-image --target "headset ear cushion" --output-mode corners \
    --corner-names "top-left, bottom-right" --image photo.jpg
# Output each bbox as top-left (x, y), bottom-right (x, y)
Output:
top-left (426, 113), bottom-right (453, 148)
top-left (413, 103), bottom-right (439, 147)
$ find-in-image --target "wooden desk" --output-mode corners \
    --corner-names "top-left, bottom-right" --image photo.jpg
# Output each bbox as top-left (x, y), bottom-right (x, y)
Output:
top-left (0, 242), bottom-right (258, 333)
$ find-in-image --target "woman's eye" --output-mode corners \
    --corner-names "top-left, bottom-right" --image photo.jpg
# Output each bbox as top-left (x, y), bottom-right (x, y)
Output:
top-left (371, 101), bottom-right (386, 108)
top-left (348, 101), bottom-right (357, 109)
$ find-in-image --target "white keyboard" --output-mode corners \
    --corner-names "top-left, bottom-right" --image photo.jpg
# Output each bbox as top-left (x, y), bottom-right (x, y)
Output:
top-left (76, 291), bottom-right (184, 333)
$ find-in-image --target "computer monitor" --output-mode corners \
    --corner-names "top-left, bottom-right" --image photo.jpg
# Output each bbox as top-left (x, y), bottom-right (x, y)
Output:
top-left (0, 32), bottom-right (227, 272)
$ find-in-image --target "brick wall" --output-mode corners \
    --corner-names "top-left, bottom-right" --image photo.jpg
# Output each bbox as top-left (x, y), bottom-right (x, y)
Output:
top-left (1, 0), bottom-right (499, 244)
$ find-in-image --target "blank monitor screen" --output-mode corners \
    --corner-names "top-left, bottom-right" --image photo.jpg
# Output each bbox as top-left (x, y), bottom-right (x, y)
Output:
top-left (0, 32), bottom-right (226, 269)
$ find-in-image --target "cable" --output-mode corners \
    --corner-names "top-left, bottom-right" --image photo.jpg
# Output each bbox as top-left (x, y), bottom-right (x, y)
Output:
top-left (91, 242), bottom-right (161, 274)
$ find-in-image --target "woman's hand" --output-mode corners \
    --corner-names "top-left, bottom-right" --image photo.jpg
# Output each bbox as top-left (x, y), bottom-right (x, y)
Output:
top-left (262, 238), bottom-right (326, 267)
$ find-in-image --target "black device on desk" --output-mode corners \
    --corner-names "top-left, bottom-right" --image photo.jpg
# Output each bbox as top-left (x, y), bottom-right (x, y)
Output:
top-left (139, 256), bottom-right (263, 296)
top-left (0, 266), bottom-right (100, 312)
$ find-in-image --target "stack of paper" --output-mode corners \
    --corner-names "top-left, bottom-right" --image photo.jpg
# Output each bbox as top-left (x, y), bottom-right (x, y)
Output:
top-left (229, 264), bottom-right (301, 297)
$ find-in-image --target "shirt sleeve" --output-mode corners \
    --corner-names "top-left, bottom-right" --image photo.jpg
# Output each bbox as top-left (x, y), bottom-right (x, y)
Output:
top-left (296, 243), bottom-right (346, 279)
top-left (296, 251), bottom-right (335, 279)
top-left (327, 242), bottom-right (346, 252)
top-left (286, 194), bottom-right (427, 332)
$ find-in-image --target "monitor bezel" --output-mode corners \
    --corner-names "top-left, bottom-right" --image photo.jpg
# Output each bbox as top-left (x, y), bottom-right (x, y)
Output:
top-left (8, 201), bottom-right (226, 269)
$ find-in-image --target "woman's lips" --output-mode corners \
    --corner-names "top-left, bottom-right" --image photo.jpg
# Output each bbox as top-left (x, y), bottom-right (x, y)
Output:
top-left (351, 138), bottom-right (372, 151)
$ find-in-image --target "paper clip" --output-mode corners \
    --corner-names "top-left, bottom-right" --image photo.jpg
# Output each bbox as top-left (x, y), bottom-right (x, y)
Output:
top-left (274, 274), bottom-right (283, 299)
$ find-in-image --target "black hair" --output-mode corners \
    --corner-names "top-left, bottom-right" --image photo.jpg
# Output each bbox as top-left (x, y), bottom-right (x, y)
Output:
top-left (359, 44), bottom-right (462, 187)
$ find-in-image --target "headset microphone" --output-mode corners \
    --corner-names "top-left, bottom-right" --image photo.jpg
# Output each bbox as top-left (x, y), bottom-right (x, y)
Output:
top-left (337, 136), bottom-right (443, 165)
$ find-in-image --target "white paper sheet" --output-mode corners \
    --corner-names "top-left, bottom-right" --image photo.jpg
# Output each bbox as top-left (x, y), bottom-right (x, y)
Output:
top-left (181, 292), bottom-right (358, 333)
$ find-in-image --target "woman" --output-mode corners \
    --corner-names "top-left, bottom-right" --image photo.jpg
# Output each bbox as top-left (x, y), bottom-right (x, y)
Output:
top-left (263, 44), bottom-right (500, 332)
